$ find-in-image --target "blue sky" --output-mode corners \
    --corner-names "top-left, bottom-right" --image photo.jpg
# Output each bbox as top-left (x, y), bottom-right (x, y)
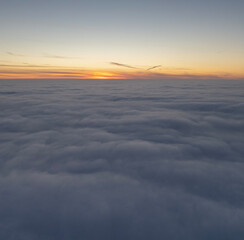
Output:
top-left (1, 0), bottom-right (244, 79)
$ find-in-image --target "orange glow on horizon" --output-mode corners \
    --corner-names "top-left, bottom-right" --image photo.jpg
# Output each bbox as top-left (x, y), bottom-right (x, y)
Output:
top-left (0, 65), bottom-right (244, 80)
top-left (90, 72), bottom-right (122, 79)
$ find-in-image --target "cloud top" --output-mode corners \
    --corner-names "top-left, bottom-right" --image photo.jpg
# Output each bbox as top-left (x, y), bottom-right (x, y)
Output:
top-left (0, 79), bottom-right (244, 240)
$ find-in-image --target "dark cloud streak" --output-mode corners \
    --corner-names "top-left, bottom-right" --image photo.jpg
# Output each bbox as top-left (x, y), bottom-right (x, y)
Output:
top-left (147, 65), bottom-right (161, 71)
top-left (110, 62), bottom-right (139, 69)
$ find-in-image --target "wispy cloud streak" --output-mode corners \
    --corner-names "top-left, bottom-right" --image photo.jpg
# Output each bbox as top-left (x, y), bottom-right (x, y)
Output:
top-left (111, 62), bottom-right (162, 71)
top-left (110, 62), bottom-right (139, 69)
top-left (5, 51), bottom-right (82, 60)
top-left (6, 52), bottom-right (25, 57)
top-left (147, 65), bottom-right (161, 71)
top-left (43, 54), bottom-right (82, 59)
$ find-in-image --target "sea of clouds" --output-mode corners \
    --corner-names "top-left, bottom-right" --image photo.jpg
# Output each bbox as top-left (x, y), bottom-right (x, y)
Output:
top-left (0, 79), bottom-right (244, 240)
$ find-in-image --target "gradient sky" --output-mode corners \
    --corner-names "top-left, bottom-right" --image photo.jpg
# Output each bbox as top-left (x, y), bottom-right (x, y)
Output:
top-left (1, 0), bottom-right (244, 79)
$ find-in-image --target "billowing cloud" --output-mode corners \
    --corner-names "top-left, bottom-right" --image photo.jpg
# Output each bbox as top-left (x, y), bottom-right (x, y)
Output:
top-left (0, 79), bottom-right (244, 239)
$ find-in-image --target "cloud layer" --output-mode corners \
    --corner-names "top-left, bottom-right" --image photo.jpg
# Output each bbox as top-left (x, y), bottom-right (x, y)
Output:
top-left (0, 79), bottom-right (244, 240)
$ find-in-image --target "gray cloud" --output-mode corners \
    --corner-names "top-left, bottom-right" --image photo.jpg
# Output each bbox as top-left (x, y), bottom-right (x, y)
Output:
top-left (6, 51), bottom-right (25, 57)
top-left (110, 62), bottom-right (139, 69)
top-left (147, 65), bottom-right (161, 70)
top-left (0, 79), bottom-right (244, 240)
top-left (5, 51), bottom-right (81, 60)
top-left (110, 62), bottom-right (162, 71)
top-left (43, 54), bottom-right (82, 59)
top-left (0, 63), bottom-right (52, 68)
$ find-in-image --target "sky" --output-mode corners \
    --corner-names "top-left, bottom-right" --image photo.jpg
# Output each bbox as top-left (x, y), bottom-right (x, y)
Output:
top-left (1, 79), bottom-right (244, 239)
top-left (0, 0), bottom-right (244, 79)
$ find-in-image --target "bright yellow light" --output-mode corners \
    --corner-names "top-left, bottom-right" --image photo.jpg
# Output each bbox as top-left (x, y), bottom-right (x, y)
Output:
top-left (91, 72), bottom-right (121, 79)
top-left (93, 76), bottom-right (108, 79)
